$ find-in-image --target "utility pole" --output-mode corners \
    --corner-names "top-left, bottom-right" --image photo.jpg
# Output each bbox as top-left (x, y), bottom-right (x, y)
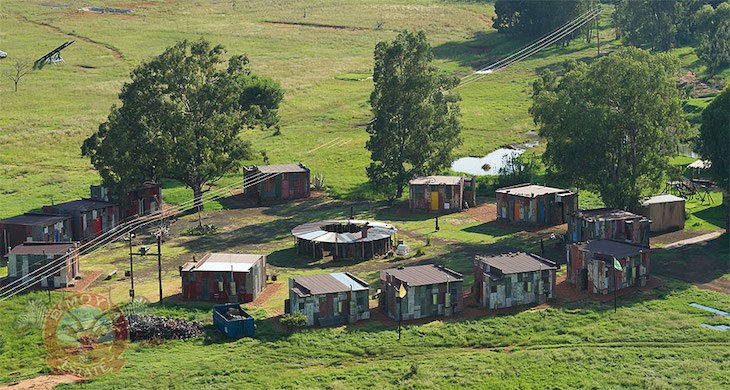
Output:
top-left (157, 234), bottom-right (163, 303)
top-left (128, 232), bottom-right (135, 300)
top-left (596, 11), bottom-right (601, 57)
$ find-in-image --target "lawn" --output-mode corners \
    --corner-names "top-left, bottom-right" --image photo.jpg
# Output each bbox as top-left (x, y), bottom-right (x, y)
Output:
top-left (1, 277), bottom-right (729, 388)
top-left (5, 0), bottom-right (717, 219)
top-left (1, 196), bottom-right (728, 388)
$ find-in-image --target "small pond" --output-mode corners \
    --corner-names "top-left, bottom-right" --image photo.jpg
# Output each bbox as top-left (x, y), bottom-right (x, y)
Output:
top-left (451, 148), bottom-right (525, 176)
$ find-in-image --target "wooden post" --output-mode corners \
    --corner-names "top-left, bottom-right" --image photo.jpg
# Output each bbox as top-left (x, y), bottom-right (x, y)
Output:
top-left (157, 235), bottom-right (163, 303)
top-left (128, 233), bottom-right (134, 300)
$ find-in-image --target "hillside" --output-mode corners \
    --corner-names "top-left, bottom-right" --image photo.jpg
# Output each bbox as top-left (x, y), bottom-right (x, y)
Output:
top-left (0, 0), bottom-right (637, 218)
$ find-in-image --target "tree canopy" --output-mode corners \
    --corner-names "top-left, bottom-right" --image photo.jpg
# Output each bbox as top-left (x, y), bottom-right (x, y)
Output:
top-left (366, 30), bottom-right (462, 199)
top-left (530, 47), bottom-right (687, 210)
top-left (613, 0), bottom-right (701, 51)
top-left (82, 39), bottom-right (283, 204)
top-left (694, 1), bottom-right (730, 74)
top-left (492, 0), bottom-right (590, 42)
top-left (696, 87), bottom-right (729, 193)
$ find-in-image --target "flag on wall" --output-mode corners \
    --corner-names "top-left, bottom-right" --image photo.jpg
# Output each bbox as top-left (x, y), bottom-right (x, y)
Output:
top-left (613, 257), bottom-right (623, 272)
top-left (398, 283), bottom-right (407, 298)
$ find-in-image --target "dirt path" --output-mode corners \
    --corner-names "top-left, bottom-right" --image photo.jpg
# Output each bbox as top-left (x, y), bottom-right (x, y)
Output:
top-left (249, 282), bottom-right (283, 307)
top-left (16, 14), bottom-right (124, 60)
top-left (663, 230), bottom-right (726, 249)
top-left (58, 271), bottom-right (103, 292)
top-left (0, 374), bottom-right (81, 390)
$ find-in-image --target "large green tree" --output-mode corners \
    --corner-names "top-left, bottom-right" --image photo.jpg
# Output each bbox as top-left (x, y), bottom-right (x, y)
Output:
top-left (613, 0), bottom-right (701, 51)
top-left (366, 30), bottom-right (462, 199)
top-left (530, 47), bottom-right (687, 210)
top-left (694, 2), bottom-right (730, 74)
top-left (696, 87), bottom-right (729, 193)
top-left (492, 0), bottom-right (590, 43)
top-left (82, 39), bottom-right (283, 210)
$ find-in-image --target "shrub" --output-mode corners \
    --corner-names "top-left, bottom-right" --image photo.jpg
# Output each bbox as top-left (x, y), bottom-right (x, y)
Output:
top-left (425, 234), bottom-right (431, 246)
top-left (280, 313), bottom-right (307, 331)
top-left (182, 224), bottom-right (219, 236)
top-left (312, 172), bottom-right (326, 191)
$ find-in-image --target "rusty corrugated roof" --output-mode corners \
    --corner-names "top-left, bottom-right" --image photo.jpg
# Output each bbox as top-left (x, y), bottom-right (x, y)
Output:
top-left (409, 176), bottom-right (463, 186)
top-left (382, 264), bottom-right (463, 287)
top-left (476, 252), bottom-right (557, 274)
top-left (8, 242), bottom-right (77, 255)
top-left (246, 163), bottom-right (308, 174)
top-left (575, 240), bottom-right (647, 258)
top-left (496, 183), bottom-right (572, 197)
top-left (47, 198), bottom-right (116, 212)
top-left (1, 213), bottom-right (69, 226)
top-left (573, 208), bottom-right (647, 222)
top-left (291, 272), bottom-right (368, 296)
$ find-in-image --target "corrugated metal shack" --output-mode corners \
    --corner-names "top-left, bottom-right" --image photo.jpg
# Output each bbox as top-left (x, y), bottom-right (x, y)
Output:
top-left (640, 195), bottom-right (685, 232)
top-left (567, 208), bottom-right (651, 246)
top-left (292, 220), bottom-right (396, 261)
top-left (380, 264), bottom-right (463, 321)
top-left (90, 182), bottom-right (162, 220)
top-left (286, 272), bottom-right (370, 326)
top-left (0, 213), bottom-right (72, 259)
top-left (243, 163), bottom-right (310, 203)
top-left (6, 242), bottom-right (79, 288)
top-left (496, 184), bottom-right (577, 225)
top-left (42, 199), bottom-right (119, 241)
top-left (180, 253), bottom-right (266, 303)
top-left (408, 175), bottom-right (476, 212)
top-left (567, 240), bottom-right (649, 294)
top-left (473, 252), bottom-right (557, 309)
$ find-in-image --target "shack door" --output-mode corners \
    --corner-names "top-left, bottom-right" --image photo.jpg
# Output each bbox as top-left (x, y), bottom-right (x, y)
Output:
top-left (430, 191), bottom-right (439, 211)
top-left (538, 200), bottom-right (544, 223)
top-left (514, 202), bottom-right (520, 221)
top-left (95, 216), bottom-right (102, 236)
top-left (275, 175), bottom-right (282, 198)
top-left (281, 176), bottom-right (290, 199)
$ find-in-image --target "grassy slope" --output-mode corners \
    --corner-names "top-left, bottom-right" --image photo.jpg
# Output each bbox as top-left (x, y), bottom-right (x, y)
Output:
top-left (1, 0), bottom-right (635, 218)
top-left (1, 279), bottom-right (729, 388)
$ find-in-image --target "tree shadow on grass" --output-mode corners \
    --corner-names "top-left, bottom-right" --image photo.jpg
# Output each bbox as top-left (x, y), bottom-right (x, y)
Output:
top-left (692, 203), bottom-right (728, 229)
top-left (432, 30), bottom-right (518, 71)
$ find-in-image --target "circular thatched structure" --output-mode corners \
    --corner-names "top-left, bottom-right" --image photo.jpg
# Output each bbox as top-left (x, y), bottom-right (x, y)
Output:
top-left (292, 219), bottom-right (397, 260)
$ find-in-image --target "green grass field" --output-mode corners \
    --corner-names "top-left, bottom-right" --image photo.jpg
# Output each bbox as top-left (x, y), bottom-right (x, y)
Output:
top-left (1, 1), bottom-right (729, 388)
top-left (2, 0), bottom-right (693, 219)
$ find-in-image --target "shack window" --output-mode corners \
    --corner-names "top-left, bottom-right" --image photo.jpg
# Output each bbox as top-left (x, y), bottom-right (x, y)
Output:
top-left (357, 295), bottom-right (366, 309)
top-left (430, 185), bottom-right (438, 192)
top-left (299, 301), bottom-right (304, 311)
top-left (517, 273), bottom-right (523, 282)
top-left (490, 285), bottom-right (497, 293)
top-left (444, 186), bottom-right (452, 200)
top-left (505, 278), bottom-right (512, 298)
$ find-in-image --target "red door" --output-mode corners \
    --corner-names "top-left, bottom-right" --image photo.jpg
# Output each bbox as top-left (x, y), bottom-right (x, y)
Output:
top-left (95, 216), bottom-right (102, 235)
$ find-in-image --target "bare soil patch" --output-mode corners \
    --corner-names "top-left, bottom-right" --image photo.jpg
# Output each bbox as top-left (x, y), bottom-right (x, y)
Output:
top-left (555, 274), bottom-right (663, 302)
top-left (0, 374), bottom-right (82, 389)
top-left (58, 271), bottom-right (103, 292)
top-left (651, 229), bottom-right (716, 247)
top-left (250, 282), bottom-right (283, 307)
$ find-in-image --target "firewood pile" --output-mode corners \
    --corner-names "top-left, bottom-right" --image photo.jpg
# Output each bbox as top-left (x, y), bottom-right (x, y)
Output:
top-left (126, 314), bottom-right (204, 341)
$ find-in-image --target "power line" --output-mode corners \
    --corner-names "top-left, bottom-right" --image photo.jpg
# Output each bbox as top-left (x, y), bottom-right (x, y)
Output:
top-left (0, 170), bottom-right (269, 296)
top-left (459, 7), bottom-right (602, 88)
top-left (0, 172), bottom-right (278, 302)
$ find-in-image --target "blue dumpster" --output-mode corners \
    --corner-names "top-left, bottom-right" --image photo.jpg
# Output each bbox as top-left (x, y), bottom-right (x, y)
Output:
top-left (213, 303), bottom-right (255, 338)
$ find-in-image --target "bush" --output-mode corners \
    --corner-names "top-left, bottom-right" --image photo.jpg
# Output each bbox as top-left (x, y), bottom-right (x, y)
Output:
top-left (425, 234), bottom-right (431, 246)
top-left (280, 313), bottom-right (308, 331)
top-left (182, 224), bottom-right (219, 236)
